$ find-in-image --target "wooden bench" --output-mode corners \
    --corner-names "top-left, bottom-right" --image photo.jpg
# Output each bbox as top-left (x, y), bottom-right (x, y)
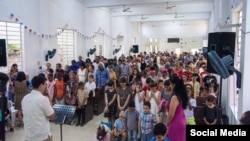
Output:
top-left (193, 106), bottom-right (206, 125)
top-left (196, 96), bottom-right (206, 106)
top-left (85, 91), bottom-right (94, 123)
top-left (93, 87), bottom-right (105, 115)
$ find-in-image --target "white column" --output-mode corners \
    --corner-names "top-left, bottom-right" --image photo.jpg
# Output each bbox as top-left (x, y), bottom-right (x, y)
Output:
top-left (238, 0), bottom-right (250, 118)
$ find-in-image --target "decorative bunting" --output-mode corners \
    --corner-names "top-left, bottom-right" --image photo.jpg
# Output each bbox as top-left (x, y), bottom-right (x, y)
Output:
top-left (10, 13), bottom-right (14, 19)
top-left (9, 13), bottom-right (117, 40)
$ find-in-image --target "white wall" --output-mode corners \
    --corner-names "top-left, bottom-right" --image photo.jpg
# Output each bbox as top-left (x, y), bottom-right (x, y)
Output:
top-left (111, 16), bottom-right (131, 57)
top-left (85, 7), bottom-right (112, 60)
top-left (158, 37), bottom-right (203, 53)
top-left (238, 0), bottom-right (250, 121)
top-left (0, 0), bottom-right (41, 75)
top-left (138, 20), bottom-right (208, 53)
top-left (0, 0), bottom-right (86, 77)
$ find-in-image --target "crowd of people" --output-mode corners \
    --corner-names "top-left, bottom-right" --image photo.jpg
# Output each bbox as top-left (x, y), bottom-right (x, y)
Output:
top-left (2, 51), bottom-right (250, 141)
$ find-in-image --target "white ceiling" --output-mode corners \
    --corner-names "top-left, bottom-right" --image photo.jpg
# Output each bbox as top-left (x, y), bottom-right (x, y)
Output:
top-left (82, 0), bottom-right (214, 40)
top-left (82, 0), bottom-right (214, 22)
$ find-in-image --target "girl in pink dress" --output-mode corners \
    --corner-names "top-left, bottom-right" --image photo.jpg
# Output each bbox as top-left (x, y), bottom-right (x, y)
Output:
top-left (46, 73), bottom-right (55, 104)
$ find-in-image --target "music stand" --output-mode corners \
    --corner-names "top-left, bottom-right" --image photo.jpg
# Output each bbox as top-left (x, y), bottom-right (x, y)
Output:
top-left (53, 104), bottom-right (76, 141)
top-left (53, 104), bottom-right (76, 125)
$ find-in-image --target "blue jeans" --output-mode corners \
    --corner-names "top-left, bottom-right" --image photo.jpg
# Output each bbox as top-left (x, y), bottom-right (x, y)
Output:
top-left (128, 130), bottom-right (137, 141)
top-left (141, 131), bottom-right (153, 141)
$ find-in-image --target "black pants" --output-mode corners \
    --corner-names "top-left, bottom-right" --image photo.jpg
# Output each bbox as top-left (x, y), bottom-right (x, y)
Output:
top-left (77, 105), bottom-right (86, 124)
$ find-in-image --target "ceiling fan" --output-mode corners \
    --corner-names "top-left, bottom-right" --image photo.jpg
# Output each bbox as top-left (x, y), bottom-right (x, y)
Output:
top-left (141, 14), bottom-right (148, 20)
top-left (122, 5), bottom-right (131, 12)
top-left (174, 12), bottom-right (184, 18)
top-left (157, 2), bottom-right (176, 10)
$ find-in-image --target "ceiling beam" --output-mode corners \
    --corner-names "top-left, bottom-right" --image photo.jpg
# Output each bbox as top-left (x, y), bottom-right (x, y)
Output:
top-left (111, 3), bottom-right (212, 17)
top-left (83, 0), bottom-right (214, 8)
top-left (128, 12), bottom-right (210, 22)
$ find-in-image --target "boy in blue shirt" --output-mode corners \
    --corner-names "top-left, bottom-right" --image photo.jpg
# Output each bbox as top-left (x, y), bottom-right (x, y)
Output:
top-left (111, 110), bottom-right (127, 141)
top-left (151, 123), bottom-right (169, 141)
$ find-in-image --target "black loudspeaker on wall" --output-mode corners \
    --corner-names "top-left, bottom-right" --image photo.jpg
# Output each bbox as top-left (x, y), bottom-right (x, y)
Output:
top-left (132, 45), bottom-right (139, 53)
top-left (207, 32), bottom-right (236, 75)
top-left (0, 39), bottom-right (7, 67)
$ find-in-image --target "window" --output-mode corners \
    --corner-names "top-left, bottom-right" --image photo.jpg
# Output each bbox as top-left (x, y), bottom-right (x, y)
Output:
top-left (146, 38), bottom-right (158, 53)
top-left (57, 29), bottom-right (74, 67)
top-left (175, 48), bottom-right (181, 55)
top-left (191, 48), bottom-right (199, 55)
top-left (0, 21), bottom-right (23, 73)
top-left (94, 33), bottom-right (104, 56)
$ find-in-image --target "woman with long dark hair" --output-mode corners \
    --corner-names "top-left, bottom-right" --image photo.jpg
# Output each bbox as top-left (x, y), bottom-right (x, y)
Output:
top-left (13, 71), bottom-right (29, 126)
top-left (166, 74), bottom-right (188, 141)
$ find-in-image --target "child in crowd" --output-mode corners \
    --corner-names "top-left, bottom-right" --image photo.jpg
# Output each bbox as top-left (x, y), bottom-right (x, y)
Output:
top-left (76, 81), bottom-right (89, 126)
top-left (184, 84), bottom-right (197, 125)
top-left (54, 72), bottom-right (66, 105)
top-left (124, 101), bottom-right (140, 141)
top-left (104, 80), bottom-right (117, 126)
top-left (150, 123), bottom-right (169, 141)
top-left (208, 79), bottom-right (219, 97)
top-left (200, 87), bottom-right (209, 97)
top-left (108, 65), bottom-right (117, 89)
top-left (85, 74), bottom-right (96, 97)
top-left (159, 68), bottom-right (169, 82)
top-left (158, 99), bottom-right (167, 124)
top-left (46, 73), bottom-right (55, 105)
top-left (157, 79), bottom-right (164, 93)
top-left (134, 81), bottom-right (144, 114)
top-left (239, 111), bottom-right (250, 125)
top-left (203, 95), bottom-right (218, 125)
top-left (5, 108), bottom-right (14, 132)
top-left (111, 111), bottom-right (127, 141)
top-left (161, 80), bottom-right (172, 102)
top-left (143, 77), bottom-right (152, 98)
top-left (26, 73), bottom-right (32, 91)
top-left (66, 71), bottom-right (78, 106)
top-left (138, 101), bottom-right (157, 141)
top-left (148, 67), bottom-right (158, 83)
top-left (146, 82), bottom-right (161, 122)
top-left (141, 70), bottom-right (147, 88)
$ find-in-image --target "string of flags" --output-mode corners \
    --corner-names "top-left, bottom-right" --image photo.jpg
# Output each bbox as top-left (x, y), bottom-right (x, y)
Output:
top-left (9, 13), bottom-right (117, 40)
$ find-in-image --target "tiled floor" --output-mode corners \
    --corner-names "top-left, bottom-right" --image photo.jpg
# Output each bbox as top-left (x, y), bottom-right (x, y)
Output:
top-left (5, 113), bottom-right (106, 141)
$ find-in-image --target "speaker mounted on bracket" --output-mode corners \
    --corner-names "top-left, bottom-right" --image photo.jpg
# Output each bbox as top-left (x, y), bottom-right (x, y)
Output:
top-left (207, 32), bottom-right (236, 75)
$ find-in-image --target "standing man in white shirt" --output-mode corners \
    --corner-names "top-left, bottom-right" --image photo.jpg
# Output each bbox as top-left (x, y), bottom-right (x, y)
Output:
top-left (22, 76), bottom-right (55, 141)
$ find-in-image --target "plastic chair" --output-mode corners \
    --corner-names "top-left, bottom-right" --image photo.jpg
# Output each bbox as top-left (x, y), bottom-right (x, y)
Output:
top-left (101, 121), bottom-right (112, 130)
top-left (8, 100), bottom-right (18, 126)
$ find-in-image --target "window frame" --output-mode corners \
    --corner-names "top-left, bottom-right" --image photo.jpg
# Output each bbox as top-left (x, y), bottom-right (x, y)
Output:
top-left (57, 28), bottom-right (75, 67)
top-left (0, 21), bottom-right (23, 73)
